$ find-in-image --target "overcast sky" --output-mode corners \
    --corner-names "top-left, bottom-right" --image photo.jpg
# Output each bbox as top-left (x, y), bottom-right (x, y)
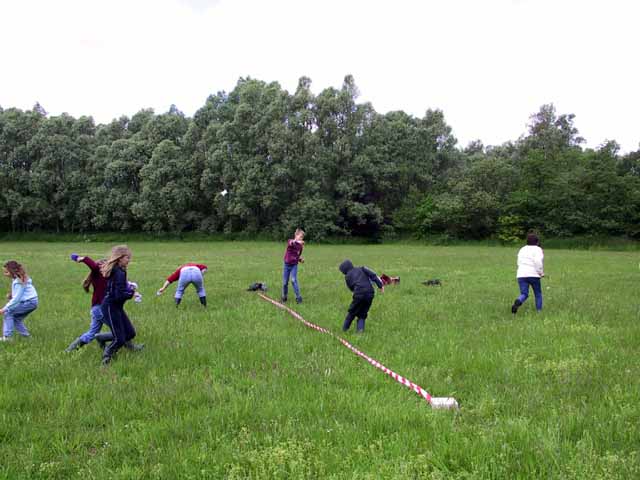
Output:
top-left (1, 0), bottom-right (638, 152)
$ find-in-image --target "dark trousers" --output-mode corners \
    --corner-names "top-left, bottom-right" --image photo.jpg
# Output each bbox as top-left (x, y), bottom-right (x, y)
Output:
top-left (343, 294), bottom-right (374, 332)
top-left (101, 303), bottom-right (136, 359)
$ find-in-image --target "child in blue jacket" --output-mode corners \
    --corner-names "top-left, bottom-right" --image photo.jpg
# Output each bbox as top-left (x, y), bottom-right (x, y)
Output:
top-left (1, 260), bottom-right (38, 341)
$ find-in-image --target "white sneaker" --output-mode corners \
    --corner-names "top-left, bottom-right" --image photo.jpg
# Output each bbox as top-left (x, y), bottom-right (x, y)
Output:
top-left (0, 336), bottom-right (13, 342)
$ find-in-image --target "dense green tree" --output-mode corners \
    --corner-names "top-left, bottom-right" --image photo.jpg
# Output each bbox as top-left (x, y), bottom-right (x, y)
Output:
top-left (619, 145), bottom-right (640, 176)
top-left (0, 80), bottom-right (637, 240)
top-left (199, 78), bottom-right (292, 233)
top-left (133, 140), bottom-right (199, 232)
top-left (424, 155), bottom-right (516, 238)
top-left (0, 106), bottom-right (47, 231)
top-left (87, 139), bottom-right (151, 231)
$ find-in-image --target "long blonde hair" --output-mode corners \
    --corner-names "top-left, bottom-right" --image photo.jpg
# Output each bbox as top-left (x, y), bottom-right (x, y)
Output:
top-left (100, 245), bottom-right (132, 278)
top-left (4, 260), bottom-right (28, 283)
top-left (83, 259), bottom-right (106, 292)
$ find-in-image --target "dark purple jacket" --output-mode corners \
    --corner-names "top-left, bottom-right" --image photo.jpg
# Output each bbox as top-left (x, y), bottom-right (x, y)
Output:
top-left (102, 265), bottom-right (135, 306)
top-left (339, 259), bottom-right (383, 297)
top-left (283, 239), bottom-right (304, 265)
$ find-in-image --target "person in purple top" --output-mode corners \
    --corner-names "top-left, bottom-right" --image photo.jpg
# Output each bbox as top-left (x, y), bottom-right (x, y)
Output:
top-left (282, 228), bottom-right (305, 304)
top-left (64, 254), bottom-right (108, 352)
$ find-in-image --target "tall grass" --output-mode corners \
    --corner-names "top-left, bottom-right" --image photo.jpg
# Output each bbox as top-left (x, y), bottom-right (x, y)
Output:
top-left (0, 242), bottom-right (638, 479)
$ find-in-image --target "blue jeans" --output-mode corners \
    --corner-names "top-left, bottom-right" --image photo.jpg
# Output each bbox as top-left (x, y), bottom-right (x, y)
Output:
top-left (79, 305), bottom-right (107, 343)
top-left (282, 263), bottom-right (301, 300)
top-left (3, 297), bottom-right (38, 337)
top-left (517, 277), bottom-right (543, 311)
top-left (175, 267), bottom-right (206, 300)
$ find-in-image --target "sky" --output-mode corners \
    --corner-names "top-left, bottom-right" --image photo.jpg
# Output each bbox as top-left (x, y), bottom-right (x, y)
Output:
top-left (1, 0), bottom-right (638, 152)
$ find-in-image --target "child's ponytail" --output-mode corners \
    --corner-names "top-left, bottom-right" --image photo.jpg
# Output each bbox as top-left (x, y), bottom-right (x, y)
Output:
top-left (82, 274), bottom-right (92, 292)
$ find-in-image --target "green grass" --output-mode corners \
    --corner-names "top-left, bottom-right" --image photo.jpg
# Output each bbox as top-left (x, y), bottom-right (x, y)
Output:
top-left (0, 242), bottom-right (638, 479)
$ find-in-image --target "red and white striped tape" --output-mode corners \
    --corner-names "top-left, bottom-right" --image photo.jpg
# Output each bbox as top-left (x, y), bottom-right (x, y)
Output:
top-left (257, 293), bottom-right (458, 410)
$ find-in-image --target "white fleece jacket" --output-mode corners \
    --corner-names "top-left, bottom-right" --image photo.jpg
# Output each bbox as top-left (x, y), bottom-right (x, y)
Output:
top-left (516, 245), bottom-right (544, 278)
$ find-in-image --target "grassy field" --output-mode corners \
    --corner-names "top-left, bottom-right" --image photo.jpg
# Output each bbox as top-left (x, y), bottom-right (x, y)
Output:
top-left (0, 241), bottom-right (638, 479)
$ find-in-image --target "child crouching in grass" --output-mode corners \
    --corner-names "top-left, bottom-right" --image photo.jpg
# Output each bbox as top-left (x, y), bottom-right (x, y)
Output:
top-left (156, 263), bottom-right (208, 307)
top-left (1, 260), bottom-right (38, 341)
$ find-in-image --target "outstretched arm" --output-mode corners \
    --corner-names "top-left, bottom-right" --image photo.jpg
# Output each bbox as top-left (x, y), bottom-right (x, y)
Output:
top-left (363, 267), bottom-right (384, 290)
top-left (71, 254), bottom-right (100, 273)
top-left (157, 280), bottom-right (171, 295)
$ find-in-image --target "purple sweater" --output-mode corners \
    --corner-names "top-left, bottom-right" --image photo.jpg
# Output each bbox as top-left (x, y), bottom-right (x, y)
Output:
top-left (283, 239), bottom-right (304, 265)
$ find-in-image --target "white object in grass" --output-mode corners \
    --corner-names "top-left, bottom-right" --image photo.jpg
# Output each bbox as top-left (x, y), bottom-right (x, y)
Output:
top-left (430, 397), bottom-right (459, 410)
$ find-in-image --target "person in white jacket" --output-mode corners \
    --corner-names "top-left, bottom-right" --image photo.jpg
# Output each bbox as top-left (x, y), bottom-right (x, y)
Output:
top-left (511, 233), bottom-right (544, 314)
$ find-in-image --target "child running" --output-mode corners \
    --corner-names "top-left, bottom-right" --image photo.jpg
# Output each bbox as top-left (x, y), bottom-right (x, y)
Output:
top-left (511, 233), bottom-right (544, 314)
top-left (282, 228), bottom-right (305, 304)
top-left (1, 260), bottom-right (38, 341)
top-left (338, 259), bottom-right (384, 333)
top-left (100, 245), bottom-right (139, 365)
top-left (65, 253), bottom-right (143, 352)
top-left (156, 263), bottom-right (208, 306)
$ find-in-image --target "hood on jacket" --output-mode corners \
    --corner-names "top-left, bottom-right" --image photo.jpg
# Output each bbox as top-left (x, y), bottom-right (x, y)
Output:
top-left (339, 259), bottom-right (353, 275)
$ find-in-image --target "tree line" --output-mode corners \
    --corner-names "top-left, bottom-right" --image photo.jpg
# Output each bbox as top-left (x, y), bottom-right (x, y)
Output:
top-left (1, 75), bottom-right (639, 240)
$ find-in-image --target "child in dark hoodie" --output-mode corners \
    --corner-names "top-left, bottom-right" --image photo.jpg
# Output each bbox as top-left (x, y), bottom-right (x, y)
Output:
top-left (338, 259), bottom-right (384, 333)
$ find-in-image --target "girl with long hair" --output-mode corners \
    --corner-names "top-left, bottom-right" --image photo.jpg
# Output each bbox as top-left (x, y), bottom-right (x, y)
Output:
top-left (100, 245), bottom-right (140, 364)
top-left (1, 260), bottom-right (39, 341)
top-left (65, 253), bottom-right (144, 353)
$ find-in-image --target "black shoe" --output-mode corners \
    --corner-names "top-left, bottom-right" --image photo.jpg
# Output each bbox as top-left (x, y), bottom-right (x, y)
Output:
top-left (125, 342), bottom-right (145, 352)
top-left (65, 337), bottom-right (86, 352)
top-left (296, 297), bottom-right (303, 304)
top-left (101, 355), bottom-right (111, 366)
top-left (281, 296), bottom-right (287, 303)
top-left (199, 296), bottom-right (207, 307)
top-left (511, 299), bottom-right (522, 314)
